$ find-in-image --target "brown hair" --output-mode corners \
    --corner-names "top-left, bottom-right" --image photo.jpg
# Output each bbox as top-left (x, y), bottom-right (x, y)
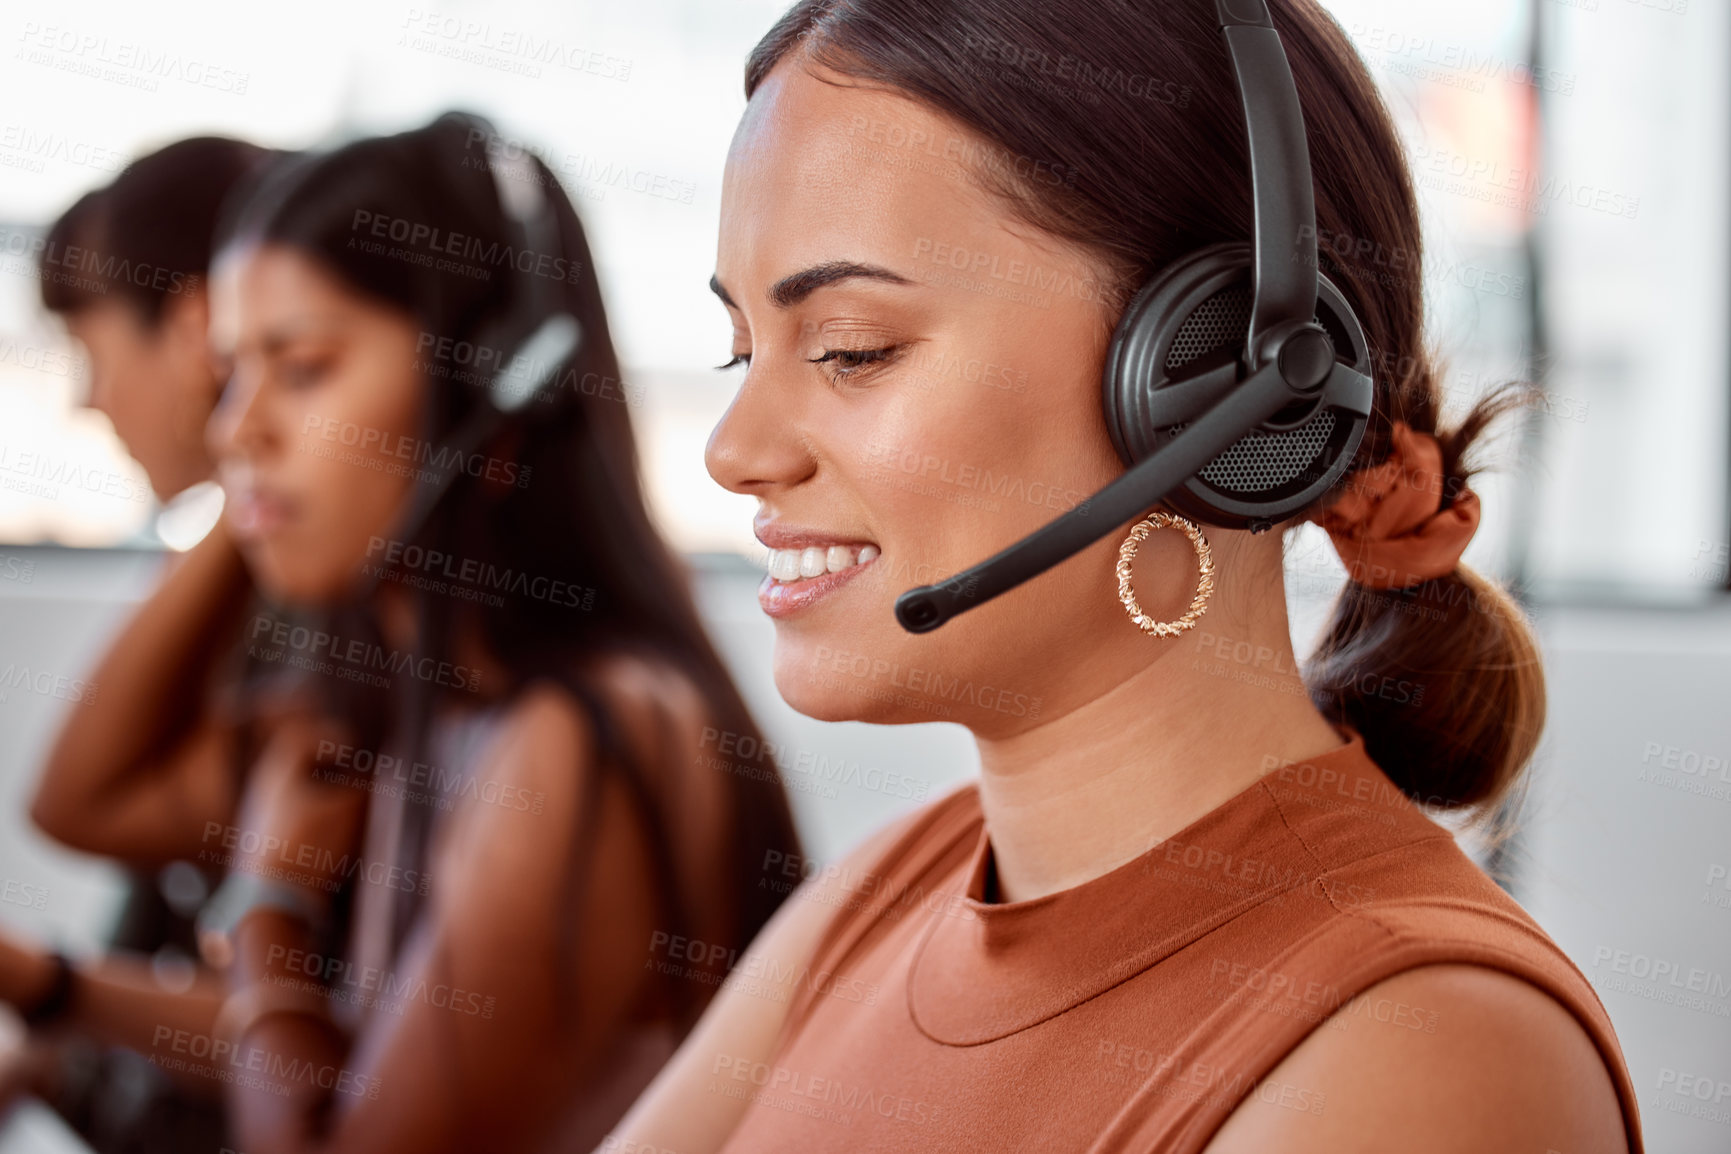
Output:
top-left (746, 0), bottom-right (1543, 813)
top-left (40, 136), bottom-right (275, 324)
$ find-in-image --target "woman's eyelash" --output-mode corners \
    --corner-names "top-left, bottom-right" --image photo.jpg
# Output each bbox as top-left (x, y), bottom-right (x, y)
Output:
top-left (281, 359), bottom-right (331, 387)
top-left (712, 346), bottom-right (903, 377)
top-left (808, 345), bottom-right (903, 376)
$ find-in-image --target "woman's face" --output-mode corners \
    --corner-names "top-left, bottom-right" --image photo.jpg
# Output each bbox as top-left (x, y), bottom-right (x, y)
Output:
top-left (66, 294), bottom-right (220, 501)
top-left (206, 244), bottom-right (423, 605)
top-left (708, 63), bottom-right (1219, 733)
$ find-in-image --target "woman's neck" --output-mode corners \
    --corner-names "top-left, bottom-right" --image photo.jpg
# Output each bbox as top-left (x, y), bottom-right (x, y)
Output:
top-left (972, 636), bottom-right (1347, 904)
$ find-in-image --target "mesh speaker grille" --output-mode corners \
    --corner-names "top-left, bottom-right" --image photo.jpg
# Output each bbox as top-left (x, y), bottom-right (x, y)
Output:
top-left (1164, 289), bottom-right (1253, 372)
top-left (1191, 412), bottom-right (1335, 492)
top-left (1165, 285), bottom-right (1337, 495)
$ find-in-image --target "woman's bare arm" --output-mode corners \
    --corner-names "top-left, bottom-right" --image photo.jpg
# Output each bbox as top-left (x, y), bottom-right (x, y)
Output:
top-left (31, 519), bottom-right (253, 866)
top-left (1203, 964), bottom-right (1631, 1154)
top-left (0, 932), bottom-right (226, 1100)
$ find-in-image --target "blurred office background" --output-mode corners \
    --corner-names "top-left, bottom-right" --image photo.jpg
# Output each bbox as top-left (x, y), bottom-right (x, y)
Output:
top-left (0, 0), bottom-right (1726, 1148)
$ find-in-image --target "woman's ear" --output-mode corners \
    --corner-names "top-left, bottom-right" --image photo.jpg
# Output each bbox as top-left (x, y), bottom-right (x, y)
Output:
top-left (152, 288), bottom-right (225, 484)
top-left (159, 287), bottom-right (220, 397)
top-left (161, 285), bottom-right (210, 341)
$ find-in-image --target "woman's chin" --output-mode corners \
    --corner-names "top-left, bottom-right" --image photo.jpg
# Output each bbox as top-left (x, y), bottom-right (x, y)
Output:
top-left (774, 680), bottom-right (863, 724)
top-left (771, 659), bottom-right (873, 724)
top-left (250, 559), bottom-right (353, 610)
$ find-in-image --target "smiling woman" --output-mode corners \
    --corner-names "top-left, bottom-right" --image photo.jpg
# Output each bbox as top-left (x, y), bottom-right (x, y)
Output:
top-left (703, 120), bottom-right (1117, 714)
top-left (604, 1), bottom-right (1643, 1152)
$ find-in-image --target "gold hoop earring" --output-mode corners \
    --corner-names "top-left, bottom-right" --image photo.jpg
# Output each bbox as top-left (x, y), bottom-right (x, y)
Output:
top-left (1115, 512), bottom-right (1215, 637)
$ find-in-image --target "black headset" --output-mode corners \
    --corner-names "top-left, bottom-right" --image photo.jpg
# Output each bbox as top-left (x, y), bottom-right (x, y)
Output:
top-left (364, 117), bottom-right (586, 956)
top-left (893, 0), bottom-right (1374, 634)
top-left (383, 115), bottom-right (584, 553)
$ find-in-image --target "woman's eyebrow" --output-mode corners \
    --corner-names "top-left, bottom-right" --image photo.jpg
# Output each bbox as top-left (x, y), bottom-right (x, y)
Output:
top-left (709, 261), bottom-right (914, 311)
top-left (255, 314), bottom-right (344, 355)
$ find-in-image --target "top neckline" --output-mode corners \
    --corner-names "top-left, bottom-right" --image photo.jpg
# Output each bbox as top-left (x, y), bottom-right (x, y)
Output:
top-left (906, 728), bottom-right (1433, 1045)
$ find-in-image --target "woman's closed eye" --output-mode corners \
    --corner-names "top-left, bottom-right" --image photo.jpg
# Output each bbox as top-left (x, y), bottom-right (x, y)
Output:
top-left (274, 350), bottom-right (337, 390)
top-left (809, 344), bottom-right (903, 383)
top-left (711, 344), bottom-right (906, 382)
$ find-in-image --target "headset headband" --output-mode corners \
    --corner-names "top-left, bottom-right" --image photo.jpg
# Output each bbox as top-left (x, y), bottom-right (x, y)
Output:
top-left (893, 0), bottom-right (1365, 634)
top-left (373, 119), bottom-right (583, 563)
top-left (469, 121), bottom-right (584, 412)
top-left (1216, 0), bottom-right (1319, 362)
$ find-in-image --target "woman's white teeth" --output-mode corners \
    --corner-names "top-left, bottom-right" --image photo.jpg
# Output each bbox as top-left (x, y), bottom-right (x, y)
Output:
top-left (766, 543), bottom-right (880, 583)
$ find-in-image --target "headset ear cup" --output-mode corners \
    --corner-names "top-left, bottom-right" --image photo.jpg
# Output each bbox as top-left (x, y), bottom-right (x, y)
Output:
top-left (1103, 246), bottom-right (1246, 466)
top-left (1102, 243), bottom-right (1374, 530)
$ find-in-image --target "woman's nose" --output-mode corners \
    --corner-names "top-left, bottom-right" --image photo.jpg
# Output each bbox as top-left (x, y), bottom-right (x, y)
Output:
top-left (705, 363), bottom-right (817, 497)
top-left (206, 366), bottom-right (268, 464)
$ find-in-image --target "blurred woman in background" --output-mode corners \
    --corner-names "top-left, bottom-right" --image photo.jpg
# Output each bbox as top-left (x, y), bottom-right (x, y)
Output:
top-left (13, 136), bottom-right (273, 1154)
top-left (41, 136), bottom-right (270, 505)
top-left (33, 134), bottom-right (275, 891)
top-left (1, 111), bottom-right (801, 1153)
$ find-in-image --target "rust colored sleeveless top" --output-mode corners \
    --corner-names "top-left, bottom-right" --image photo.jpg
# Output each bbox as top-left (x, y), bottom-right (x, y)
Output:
top-left (714, 729), bottom-right (1643, 1152)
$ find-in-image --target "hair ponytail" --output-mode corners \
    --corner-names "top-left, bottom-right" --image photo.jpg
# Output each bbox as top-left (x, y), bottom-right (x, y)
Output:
top-left (1304, 378), bottom-right (1546, 813)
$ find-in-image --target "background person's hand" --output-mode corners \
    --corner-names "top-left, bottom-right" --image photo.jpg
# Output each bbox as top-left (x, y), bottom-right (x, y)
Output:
top-left (231, 707), bottom-right (368, 898)
top-left (0, 932), bottom-right (56, 1015)
top-left (0, 1021), bottom-right (61, 1122)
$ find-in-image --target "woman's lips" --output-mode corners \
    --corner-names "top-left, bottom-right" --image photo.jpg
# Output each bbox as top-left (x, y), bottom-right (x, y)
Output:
top-left (227, 490), bottom-right (296, 540)
top-left (758, 542), bottom-right (881, 619)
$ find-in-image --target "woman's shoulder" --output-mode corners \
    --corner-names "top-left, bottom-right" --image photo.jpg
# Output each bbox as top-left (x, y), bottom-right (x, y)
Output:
top-left (483, 647), bottom-right (713, 777)
top-left (1203, 961), bottom-right (1636, 1153)
top-left (1263, 734), bottom-right (1582, 968)
top-left (1284, 783), bottom-right (1626, 1058)
top-left (839, 778), bottom-right (985, 893)
top-left (1227, 740), bottom-right (1642, 1147)
top-left (1289, 786), bottom-right (1598, 1004)
top-left (1233, 822), bottom-right (1640, 1146)
top-left (770, 778), bottom-right (984, 925)
top-left (431, 653), bottom-right (709, 839)
top-left (570, 645), bottom-right (712, 736)
top-left (770, 780), bottom-right (983, 1028)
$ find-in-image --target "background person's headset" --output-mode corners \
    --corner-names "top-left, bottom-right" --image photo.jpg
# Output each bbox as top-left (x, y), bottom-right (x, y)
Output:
top-left (361, 115), bottom-right (588, 956)
top-left (893, 0), bottom-right (1375, 634)
top-left (383, 114), bottom-right (584, 554)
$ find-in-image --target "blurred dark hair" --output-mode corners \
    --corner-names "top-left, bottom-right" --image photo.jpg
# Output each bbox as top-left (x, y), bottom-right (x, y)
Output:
top-left (218, 111), bottom-right (801, 1023)
top-left (747, 0), bottom-right (1542, 815)
top-left (40, 136), bottom-right (275, 324)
